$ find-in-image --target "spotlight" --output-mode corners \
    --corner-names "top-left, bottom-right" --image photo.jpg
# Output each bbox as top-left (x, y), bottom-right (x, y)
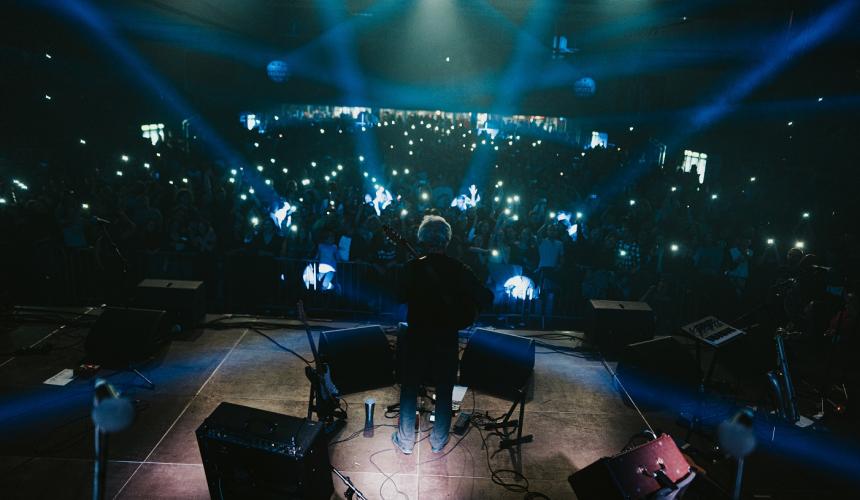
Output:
top-left (44, 94), bottom-right (51, 100)
top-left (421, 192), bottom-right (429, 200)
top-left (670, 244), bottom-right (679, 252)
top-left (270, 158), bottom-right (276, 164)
top-left (629, 126), bottom-right (634, 131)
top-left (787, 121), bottom-right (793, 126)
top-left (254, 142), bottom-right (259, 148)
top-left (750, 176), bottom-right (756, 182)
top-left (818, 97), bottom-right (823, 102)
top-left (320, 129), bottom-right (325, 134)
top-left (282, 168), bottom-right (288, 173)
top-left (230, 169), bottom-right (237, 175)
top-left (445, 56), bottom-right (451, 62)
top-left (795, 241), bottom-right (805, 249)
top-left (311, 161), bottom-right (317, 167)
top-left (257, 165), bottom-right (264, 172)
top-left (337, 164), bottom-right (343, 170)
top-left (121, 155), bottom-right (129, 162)
top-left (240, 194), bottom-right (247, 200)
top-left (767, 238), bottom-right (774, 245)
top-left (671, 186), bottom-right (677, 192)
top-left (251, 217), bottom-right (259, 226)
top-left (265, 179), bottom-right (272, 185)
top-left (802, 212), bottom-right (810, 219)
top-left (491, 249), bottom-right (499, 257)
top-left (144, 163), bottom-right (150, 169)
top-left (711, 194), bottom-right (718, 200)
top-left (182, 178), bottom-right (189, 184)
top-left (576, 212), bottom-right (583, 219)
top-left (301, 179), bottom-right (310, 186)
top-left (81, 203), bottom-right (89, 210)
top-left (359, 155), bottom-right (365, 162)
top-left (79, 139), bottom-right (86, 145)
top-left (115, 170), bottom-right (123, 176)
top-left (629, 199), bottom-right (636, 206)
top-left (549, 211), bottom-right (556, 219)
top-left (363, 172), bottom-right (369, 178)
top-left (290, 224), bottom-right (298, 232)
top-left (248, 187), bottom-right (255, 194)
top-left (400, 209), bottom-right (408, 217)
top-left (404, 168), bottom-right (410, 174)
top-left (229, 177), bottom-right (235, 183)
top-left (0, 198), bottom-right (7, 204)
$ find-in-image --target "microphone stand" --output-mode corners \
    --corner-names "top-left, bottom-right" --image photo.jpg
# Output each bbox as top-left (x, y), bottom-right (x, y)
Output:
top-left (91, 380), bottom-right (134, 500)
top-left (93, 427), bottom-right (108, 500)
top-left (331, 466), bottom-right (367, 500)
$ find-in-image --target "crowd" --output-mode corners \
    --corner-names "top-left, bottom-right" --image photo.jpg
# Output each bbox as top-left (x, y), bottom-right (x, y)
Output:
top-left (1, 110), bottom-right (857, 329)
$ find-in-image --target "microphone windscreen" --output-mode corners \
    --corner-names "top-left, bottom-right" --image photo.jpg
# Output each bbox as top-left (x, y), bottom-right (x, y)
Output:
top-left (92, 397), bottom-right (135, 433)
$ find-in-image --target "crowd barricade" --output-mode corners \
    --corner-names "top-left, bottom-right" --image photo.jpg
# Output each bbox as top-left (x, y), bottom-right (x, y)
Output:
top-left (48, 248), bottom-right (709, 330)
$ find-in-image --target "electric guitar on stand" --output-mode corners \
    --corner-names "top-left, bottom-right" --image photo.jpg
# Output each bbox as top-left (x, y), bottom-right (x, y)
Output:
top-left (297, 300), bottom-right (346, 434)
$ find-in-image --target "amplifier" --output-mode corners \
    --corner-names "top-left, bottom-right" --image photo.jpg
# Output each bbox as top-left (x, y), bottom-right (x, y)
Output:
top-left (196, 402), bottom-right (333, 500)
top-left (569, 434), bottom-right (692, 500)
top-left (135, 279), bottom-right (205, 332)
top-left (587, 300), bottom-right (655, 356)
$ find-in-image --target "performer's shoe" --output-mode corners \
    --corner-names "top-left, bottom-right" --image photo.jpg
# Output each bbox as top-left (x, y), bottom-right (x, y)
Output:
top-left (391, 431), bottom-right (413, 455)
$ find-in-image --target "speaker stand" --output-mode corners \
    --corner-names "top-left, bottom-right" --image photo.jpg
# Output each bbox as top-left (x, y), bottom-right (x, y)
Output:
top-left (485, 389), bottom-right (533, 449)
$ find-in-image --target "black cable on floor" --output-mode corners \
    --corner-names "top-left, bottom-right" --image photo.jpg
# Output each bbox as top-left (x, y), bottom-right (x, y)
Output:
top-left (369, 449), bottom-right (409, 500)
top-left (249, 328), bottom-right (312, 366)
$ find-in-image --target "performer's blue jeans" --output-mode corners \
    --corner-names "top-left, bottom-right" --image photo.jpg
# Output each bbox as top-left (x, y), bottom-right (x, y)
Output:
top-left (394, 383), bottom-right (453, 453)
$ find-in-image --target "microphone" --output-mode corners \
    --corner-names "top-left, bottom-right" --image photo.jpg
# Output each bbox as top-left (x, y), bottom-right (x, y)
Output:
top-left (91, 379), bottom-right (135, 433)
top-left (718, 408), bottom-right (756, 458)
top-left (363, 398), bottom-right (375, 437)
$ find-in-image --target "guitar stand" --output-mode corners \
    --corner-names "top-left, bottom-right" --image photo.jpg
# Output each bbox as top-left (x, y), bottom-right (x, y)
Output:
top-left (484, 389), bottom-right (533, 449)
top-left (305, 366), bottom-right (347, 436)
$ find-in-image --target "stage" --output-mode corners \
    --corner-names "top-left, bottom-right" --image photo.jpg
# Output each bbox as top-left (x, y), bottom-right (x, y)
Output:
top-left (0, 307), bottom-right (650, 499)
top-left (1, 307), bottom-right (857, 499)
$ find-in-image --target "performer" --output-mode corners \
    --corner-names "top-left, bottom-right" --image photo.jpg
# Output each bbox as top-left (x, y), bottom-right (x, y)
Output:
top-left (392, 215), bottom-right (493, 454)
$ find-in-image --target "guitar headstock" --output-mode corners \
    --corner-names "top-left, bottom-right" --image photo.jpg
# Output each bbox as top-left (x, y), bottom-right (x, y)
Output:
top-left (382, 224), bottom-right (419, 258)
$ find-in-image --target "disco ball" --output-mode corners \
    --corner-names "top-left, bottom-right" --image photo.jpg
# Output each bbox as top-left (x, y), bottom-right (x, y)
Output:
top-left (266, 60), bottom-right (289, 83)
top-left (573, 77), bottom-right (596, 97)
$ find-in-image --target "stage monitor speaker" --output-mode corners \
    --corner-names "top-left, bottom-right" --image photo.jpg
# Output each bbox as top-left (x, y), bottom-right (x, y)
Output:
top-left (135, 279), bottom-right (205, 332)
top-left (318, 325), bottom-right (394, 395)
top-left (569, 433), bottom-right (692, 500)
top-left (460, 328), bottom-right (535, 400)
top-left (84, 307), bottom-right (169, 367)
top-left (196, 402), bottom-right (333, 500)
top-left (614, 336), bottom-right (700, 411)
top-left (587, 300), bottom-right (655, 355)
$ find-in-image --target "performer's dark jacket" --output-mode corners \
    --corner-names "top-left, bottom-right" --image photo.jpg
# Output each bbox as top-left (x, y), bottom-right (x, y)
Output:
top-left (396, 253), bottom-right (494, 387)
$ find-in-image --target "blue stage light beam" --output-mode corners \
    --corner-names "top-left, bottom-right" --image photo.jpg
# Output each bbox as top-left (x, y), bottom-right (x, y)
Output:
top-left (690, 0), bottom-right (859, 131)
top-left (462, 0), bottom-right (557, 192)
top-left (583, 0), bottom-right (858, 220)
top-left (39, 0), bottom-right (280, 205)
top-left (314, 0), bottom-right (384, 190)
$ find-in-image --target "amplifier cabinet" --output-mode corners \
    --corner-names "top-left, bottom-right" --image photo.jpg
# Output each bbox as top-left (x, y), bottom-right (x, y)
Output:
top-left (196, 402), bottom-right (333, 499)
